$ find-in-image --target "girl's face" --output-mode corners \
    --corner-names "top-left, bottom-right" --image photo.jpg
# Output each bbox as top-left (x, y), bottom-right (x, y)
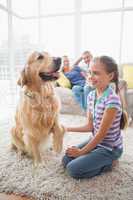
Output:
top-left (88, 59), bottom-right (113, 90)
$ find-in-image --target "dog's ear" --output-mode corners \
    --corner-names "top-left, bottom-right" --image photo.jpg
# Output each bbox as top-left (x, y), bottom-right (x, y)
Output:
top-left (27, 51), bottom-right (45, 65)
top-left (37, 53), bottom-right (44, 60)
top-left (17, 68), bottom-right (28, 87)
top-left (27, 51), bottom-right (39, 65)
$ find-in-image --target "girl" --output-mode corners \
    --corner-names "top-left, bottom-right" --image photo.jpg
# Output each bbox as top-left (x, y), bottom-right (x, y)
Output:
top-left (62, 56), bottom-right (123, 179)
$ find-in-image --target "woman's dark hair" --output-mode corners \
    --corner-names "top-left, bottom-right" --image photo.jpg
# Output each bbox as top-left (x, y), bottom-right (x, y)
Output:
top-left (93, 56), bottom-right (119, 93)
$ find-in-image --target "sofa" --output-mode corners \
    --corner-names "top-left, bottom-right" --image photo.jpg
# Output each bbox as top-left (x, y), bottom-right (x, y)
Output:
top-left (55, 87), bottom-right (85, 116)
top-left (127, 89), bottom-right (133, 119)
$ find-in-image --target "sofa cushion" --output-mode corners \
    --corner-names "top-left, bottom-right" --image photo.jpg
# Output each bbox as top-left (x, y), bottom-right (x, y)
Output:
top-left (123, 65), bottom-right (133, 89)
top-left (56, 72), bottom-right (72, 89)
top-left (55, 87), bottom-right (85, 116)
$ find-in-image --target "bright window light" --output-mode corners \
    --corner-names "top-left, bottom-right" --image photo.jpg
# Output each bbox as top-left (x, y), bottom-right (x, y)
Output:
top-left (125, 0), bottom-right (133, 7)
top-left (0, 0), bottom-right (6, 7)
top-left (12, 0), bottom-right (38, 17)
top-left (13, 18), bottom-right (38, 44)
top-left (82, 0), bottom-right (123, 11)
top-left (0, 10), bottom-right (8, 46)
top-left (40, 16), bottom-right (74, 58)
top-left (81, 12), bottom-right (121, 63)
top-left (122, 11), bottom-right (133, 63)
top-left (12, 17), bottom-right (39, 67)
top-left (40, 0), bottom-right (75, 14)
top-left (0, 0), bottom-right (133, 124)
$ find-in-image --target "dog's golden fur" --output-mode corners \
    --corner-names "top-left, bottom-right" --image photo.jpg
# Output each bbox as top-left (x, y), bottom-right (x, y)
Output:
top-left (11, 52), bottom-right (65, 165)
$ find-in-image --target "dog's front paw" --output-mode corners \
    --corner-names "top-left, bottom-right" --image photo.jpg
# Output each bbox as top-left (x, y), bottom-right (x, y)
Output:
top-left (10, 143), bottom-right (17, 151)
top-left (53, 143), bottom-right (63, 153)
top-left (61, 125), bottom-right (66, 134)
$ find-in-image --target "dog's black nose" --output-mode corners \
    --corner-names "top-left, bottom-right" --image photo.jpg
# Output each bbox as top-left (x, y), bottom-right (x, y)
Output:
top-left (53, 57), bottom-right (61, 70)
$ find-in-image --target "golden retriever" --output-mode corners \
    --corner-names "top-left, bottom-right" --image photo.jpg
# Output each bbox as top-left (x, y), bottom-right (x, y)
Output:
top-left (11, 51), bottom-right (65, 165)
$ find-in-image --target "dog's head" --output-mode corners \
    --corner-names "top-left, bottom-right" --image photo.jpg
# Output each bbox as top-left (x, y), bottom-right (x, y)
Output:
top-left (17, 51), bottom-right (61, 87)
top-left (39, 56), bottom-right (61, 82)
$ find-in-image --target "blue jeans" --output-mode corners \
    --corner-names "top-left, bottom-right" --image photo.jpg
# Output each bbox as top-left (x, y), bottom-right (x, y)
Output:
top-left (72, 85), bottom-right (93, 111)
top-left (62, 140), bottom-right (123, 179)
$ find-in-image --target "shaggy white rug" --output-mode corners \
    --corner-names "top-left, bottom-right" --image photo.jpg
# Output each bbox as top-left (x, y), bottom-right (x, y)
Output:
top-left (0, 114), bottom-right (133, 200)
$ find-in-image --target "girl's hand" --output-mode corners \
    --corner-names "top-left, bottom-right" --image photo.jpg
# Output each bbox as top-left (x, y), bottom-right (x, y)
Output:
top-left (66, 146), bottom-right (83, 158)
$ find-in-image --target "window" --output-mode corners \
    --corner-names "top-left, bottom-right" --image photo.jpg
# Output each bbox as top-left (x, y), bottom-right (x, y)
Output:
top-left (122, 11), bottom-right (133, 63)
top-left (0, 9), bottom-right (8, 76)
top-left (0, 0), bottom-right (6, 7)
top-left (0, 0), bottom-right (133, 125)
top-left (41, 16), bottom-right (74, 58)
top-left (125, 0), bottom-right (133, 7)
top-left (81, 12), bottom-right (121, 63)
top-left (12, 0), bottom-right (38, 17)
top-left (0, 9), bottom-right (10, 120)
top-left (13, 18), bottom-right (39, 46)
top-left (82, 0), bottom-right (123, 11)
top-left (12, 17), bottom-right (39, 66)
top-left (0, 10), bottom-right (8, 47)
top-left (40, 0), bottom-right (75, 15)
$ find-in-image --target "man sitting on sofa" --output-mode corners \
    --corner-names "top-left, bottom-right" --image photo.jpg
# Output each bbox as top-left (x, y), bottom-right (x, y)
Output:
top-left (65, 51), bottom-right (93, 111)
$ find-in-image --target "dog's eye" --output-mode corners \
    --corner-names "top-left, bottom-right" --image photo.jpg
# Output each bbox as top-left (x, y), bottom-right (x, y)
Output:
top-left (37, 54), bottom-right (44, 60)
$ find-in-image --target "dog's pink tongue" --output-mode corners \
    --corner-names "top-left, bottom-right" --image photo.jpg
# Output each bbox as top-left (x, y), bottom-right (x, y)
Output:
top-left (52, 72), bottom-right (59, 78)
